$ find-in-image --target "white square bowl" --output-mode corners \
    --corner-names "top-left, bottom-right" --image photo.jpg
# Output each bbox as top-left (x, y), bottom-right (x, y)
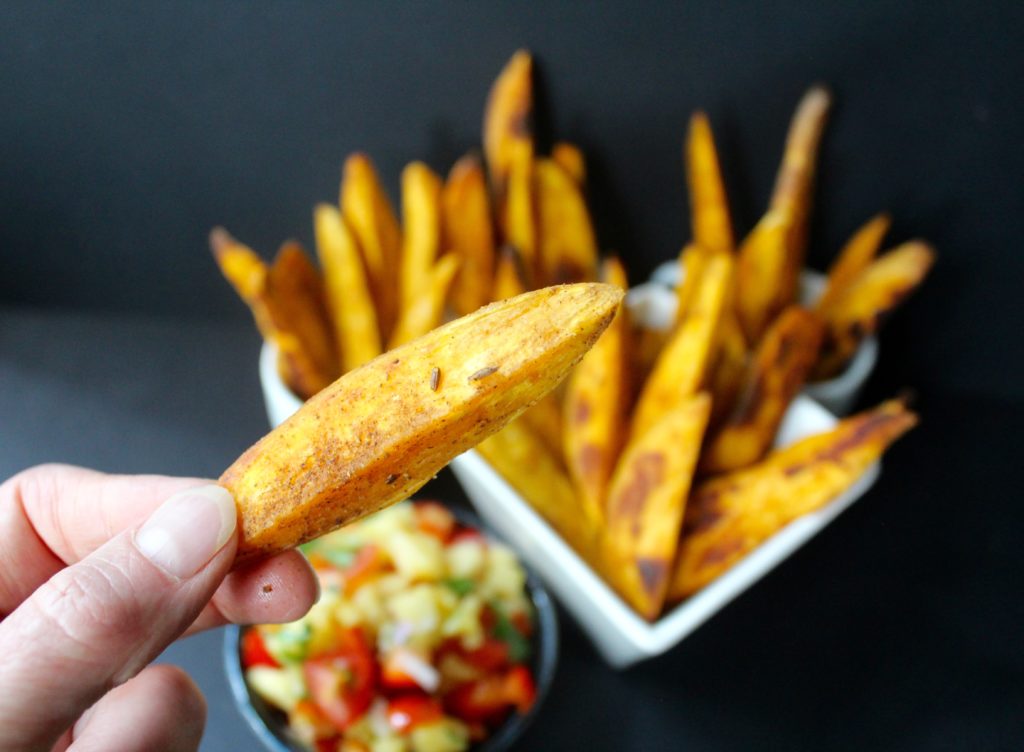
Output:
top-left (258, 286), bottom-right (882, 669)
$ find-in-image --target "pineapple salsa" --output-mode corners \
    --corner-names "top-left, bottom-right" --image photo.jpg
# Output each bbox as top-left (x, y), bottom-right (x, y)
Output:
top-left (241, 501), bottom-right (537, 752)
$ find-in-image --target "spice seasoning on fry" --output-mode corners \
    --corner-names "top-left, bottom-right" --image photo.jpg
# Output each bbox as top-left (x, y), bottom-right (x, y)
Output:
top-left (430, 367), bottom-right (440, 391)
top-left (469, 366), bottom-right (499, 381)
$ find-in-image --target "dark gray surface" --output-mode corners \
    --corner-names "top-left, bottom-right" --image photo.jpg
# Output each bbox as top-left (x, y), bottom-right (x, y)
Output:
top-left (2, 306), bottom-right (1023, 751)
top-left (1, 1), bottom-right (1022, 402)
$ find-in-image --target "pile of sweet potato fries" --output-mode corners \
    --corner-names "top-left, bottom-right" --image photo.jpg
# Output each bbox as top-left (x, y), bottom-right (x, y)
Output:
top-left (214, 51), bottom-right (932, 620)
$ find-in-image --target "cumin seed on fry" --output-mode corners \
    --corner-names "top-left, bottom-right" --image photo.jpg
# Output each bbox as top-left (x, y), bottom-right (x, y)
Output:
top-left (469, 366), bottom-right (499, 381)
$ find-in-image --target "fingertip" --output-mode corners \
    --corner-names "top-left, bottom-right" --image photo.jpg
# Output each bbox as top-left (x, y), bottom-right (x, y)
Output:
top-left (214, 550), bottom-right (318, 625)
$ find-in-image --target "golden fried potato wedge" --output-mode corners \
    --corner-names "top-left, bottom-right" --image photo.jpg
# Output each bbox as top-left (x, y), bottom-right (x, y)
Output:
top-left (769, 85), bottom-right (832, 292)
top-left (443, 154), bottom-right (496, 315)
top-left (399, 161), bottom-right (443, 315)
top-left (815, 213), bottom-right (891, 316)
top-left (491, 244), bottom-right (530, 301)
top-left (503, 153), bottom-right (537, 281)
top-left (686, 111), bottom-right (734, 255)
top-left (735, 211), bottom-right (791, 344)
top-left (340, 152), bottom-right (402, 338)
top-left (674, 244), bottom-right (709, 327)
top-left (535, 157), bottom-right (599, 285)
top-left (702, 306), bottom-right (823, 474)
top-left (483, 50), bottom-right (533, 207)
top-left (813, 240), bottom-right (935, 379)
top-left (314, 204), bottom-right (383, 372)
top-left (477, 417), bottom-right (597, 559)
top-left (669, 399), bottom-right (917, 600)
top-left (388, 253), bottom-right (461, 348)
top-left (211, 229), bottom-right (334, 399)
top-left (563, 257), bottom-right (630, 527)
top-left (267, 241), bottom-right (339, 384)
top-left (604, 393), bottom-right (711, 619)
top-left (222, 283), bottom-right (623, 564)
top-left (551, 141), bottom-right (586, 185)
top-left (520, 394), bottom-right (565, 461)
top-left (707, 310), bottom-right (749, 429)
top-left (632, 253), bottom-right (732, 439)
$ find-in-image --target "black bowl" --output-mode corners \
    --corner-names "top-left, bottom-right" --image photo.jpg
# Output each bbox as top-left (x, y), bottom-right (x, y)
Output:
top-left (223, 507), bottom-right (559, 752)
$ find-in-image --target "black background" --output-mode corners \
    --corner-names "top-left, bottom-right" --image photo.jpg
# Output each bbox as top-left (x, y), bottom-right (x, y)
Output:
top-left (1, 2), bottom-right (1022, 750)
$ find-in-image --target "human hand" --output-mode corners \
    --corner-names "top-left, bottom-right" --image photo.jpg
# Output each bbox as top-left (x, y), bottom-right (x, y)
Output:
top-left (0, 463), bottom-right (320, 752)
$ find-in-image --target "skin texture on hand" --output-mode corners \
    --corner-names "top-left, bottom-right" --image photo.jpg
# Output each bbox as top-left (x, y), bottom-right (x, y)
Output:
top-left (0, 464), bottom-right (319, 752)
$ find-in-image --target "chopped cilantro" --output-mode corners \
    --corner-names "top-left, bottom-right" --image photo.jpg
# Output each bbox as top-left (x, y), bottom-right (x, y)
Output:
top-left (444, 577), bottom-right (476, 596)
top-left (489, 601), bottom-right (531, 663)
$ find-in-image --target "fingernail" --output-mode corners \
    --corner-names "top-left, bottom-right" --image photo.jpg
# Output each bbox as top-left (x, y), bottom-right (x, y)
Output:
top-left (135, 485), bottom-right (237, 578)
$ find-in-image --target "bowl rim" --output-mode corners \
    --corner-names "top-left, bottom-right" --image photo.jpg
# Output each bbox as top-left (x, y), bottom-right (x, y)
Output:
top-left (223, 504), bottom-right (560, 752)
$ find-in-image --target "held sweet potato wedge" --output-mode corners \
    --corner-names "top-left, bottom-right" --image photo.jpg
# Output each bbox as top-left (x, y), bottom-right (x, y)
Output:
top-left (443, 154), bottom-right (496, 316)
top-left (686, 111), bottom-right (734, 255)
top-left (702, 306), bottom-right (824, 474)
top-left (603, 392), bottom-right (711, 620)
top-left (668, 399), bottom-right (917, 600)
top-left (222, 283), bottom-right (623, 565)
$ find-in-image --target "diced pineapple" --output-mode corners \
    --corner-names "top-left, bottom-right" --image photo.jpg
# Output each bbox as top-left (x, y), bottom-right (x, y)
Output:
top-left (385, 531), bottom-right (445, 582)
top-left (409, 718), bottom-right (470, 752)
top-left (371, 737), bottom-right (410, 752)
top-left (440, 593), bottom-right (484, 649)
top-left (351, 580), bottom-right (387, 631)
top-left (360, 503), bottom-right (416, 544)
top-left (479, 544), bottom-right (526, 600)
top-left (245, 665), bottom-right (305, 712)
top-left (444, 540), bottom-right (486, 580)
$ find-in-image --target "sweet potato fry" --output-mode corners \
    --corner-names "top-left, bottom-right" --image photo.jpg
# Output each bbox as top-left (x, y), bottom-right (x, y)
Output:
top-left (603, 392), bottom-right (711, 619)
top-left (399, 161), bottom-right (442, 315)
top-left (551, 141), bottom-right (586, 185)
top-left (388, 253), bottom-right (461, 348)
top-left (443, 154), bottom-right (495, 315)
top-left (211, 229), bottom-right (334, 399)
top-left (563, 257), bottom-right (630, 527)
top-left (669, 399), bottom-right (917, 600)
top-left (815, 213), bottom-right (891, 316)
top-left (340, 152), bottom-right (402, 339)
top-left (313, 204), bottom-right (382, 372)
top-left (686, 111), bottom-right (734, 255)
top-left (483, 50), bottom-right (533, 208)
top-left (535, 157), bottom-right (599, 285)
top-left (503, 153), bottom-right (537, 281)
top-left (222, 283), bottom-right (624, 564)
top-left (520, 395), bottom-right (565, 461)
top-left (477, 417), bottom-right (596, 559)
top-left (735, 211), bottom-right (790, 344)
top-left (702, 306), bottom-right (824, 474)
top-left (707, 310), bottom-right (749, 430)
top-left (267, 241), bottom-right (339, 385)
top-left (491, 245), bottom-right (529, 301)
top-left (736, 87), bottom-right (831, 342)
top-left (769, 85), bottom-right (832, 294)
top-left (631, 253), bottom-right (732, 439)
top-left (674, 243), bottom-right (709, 327)
top-left (813, 241), bottom-right (935, 379)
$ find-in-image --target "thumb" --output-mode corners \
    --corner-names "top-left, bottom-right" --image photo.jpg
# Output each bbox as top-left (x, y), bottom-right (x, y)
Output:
top-left (0, 484), bottom-right (237, 751)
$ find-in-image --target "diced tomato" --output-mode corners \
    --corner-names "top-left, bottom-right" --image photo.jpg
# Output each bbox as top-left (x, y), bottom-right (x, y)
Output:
top-left (342, 544), bottom-right (388, 595)
top-left (386, 695), bottom-right (444, 734)
top-left (457, 639), bottom-right (510, 672)
top-left (414, 501), bottom-right (455, 542)
top-left (450, 527), bottom-right (487, 546)
top-left (444, 666), bottom-right (536, 723)
top-left (511, 610), bottom-right (533, 637)
top-left (314, 738), bottom-right (339, 752)
top-left (303, 628), bottom-right (377, 732)
top-left (240, 629), bottom-right (279, 669)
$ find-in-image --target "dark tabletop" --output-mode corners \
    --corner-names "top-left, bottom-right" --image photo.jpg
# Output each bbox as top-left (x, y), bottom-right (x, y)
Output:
top-left (1, 305), bottom-right (1021, 751)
